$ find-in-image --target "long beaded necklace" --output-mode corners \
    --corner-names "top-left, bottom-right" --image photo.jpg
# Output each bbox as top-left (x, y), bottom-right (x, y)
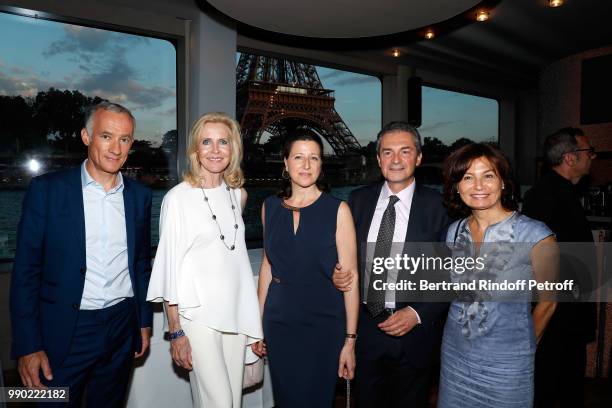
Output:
top-left (200, 182), bottom-right (239, 251)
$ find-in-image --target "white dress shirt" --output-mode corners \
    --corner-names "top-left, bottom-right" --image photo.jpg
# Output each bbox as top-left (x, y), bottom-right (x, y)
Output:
top-left (365, 181), bottom-right (421, 321)
top-left (80, 160), bottom-right (133, 310)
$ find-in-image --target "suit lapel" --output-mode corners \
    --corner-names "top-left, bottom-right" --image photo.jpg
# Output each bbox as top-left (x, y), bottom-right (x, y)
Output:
top-left (405, 183), bottom-right (424, 242)
top-left (68, 168), bottom-right (86, 264)
top-left (360, 182), bottom-right (383, 244)
top-left (123, 179), bottom-right (136, 273)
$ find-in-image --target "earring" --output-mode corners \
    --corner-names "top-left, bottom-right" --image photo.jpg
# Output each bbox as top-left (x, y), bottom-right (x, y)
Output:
top-left (282, 168), bottom-right (289, 179)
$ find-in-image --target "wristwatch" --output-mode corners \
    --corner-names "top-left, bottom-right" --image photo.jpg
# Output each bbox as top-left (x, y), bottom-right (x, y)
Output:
top-left (169, 329), bottom-right (185, 341)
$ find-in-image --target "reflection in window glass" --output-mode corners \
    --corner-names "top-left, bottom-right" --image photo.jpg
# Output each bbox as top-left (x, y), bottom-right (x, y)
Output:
top-left (0, 12), bottom-right (177, 258)
top-left (235, 52), bottom-right (381, 245)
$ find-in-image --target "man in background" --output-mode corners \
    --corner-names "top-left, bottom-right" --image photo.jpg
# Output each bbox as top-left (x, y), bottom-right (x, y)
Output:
top-left (10, 101), bottom-right (153, 407)
top-left (523, 127), bottom-right (597, 408)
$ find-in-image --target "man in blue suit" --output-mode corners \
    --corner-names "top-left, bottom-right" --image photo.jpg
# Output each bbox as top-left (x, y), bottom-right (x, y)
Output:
top-left (10, 101), bottom-right (153, 407)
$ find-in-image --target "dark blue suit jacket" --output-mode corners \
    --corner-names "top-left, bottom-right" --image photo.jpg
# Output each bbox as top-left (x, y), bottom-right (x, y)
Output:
top-left (10, 167), bottom-right (153, 366)
top-left (349, 181), bottom-right (451, 367)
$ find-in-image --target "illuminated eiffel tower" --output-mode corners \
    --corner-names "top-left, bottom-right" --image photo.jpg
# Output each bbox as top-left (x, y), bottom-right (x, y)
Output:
top-left (236, 54), bottom-right (361, 156)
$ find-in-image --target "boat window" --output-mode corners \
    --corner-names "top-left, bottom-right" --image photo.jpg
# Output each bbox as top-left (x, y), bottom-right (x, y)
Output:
top-left (418, 85), bottom-right (499, 186)
top-left (235, 51), bottom-right (381, 246)
top-left (0, 12), bottom-right (177, 259)
top-left (421, 85), bottom-right (499, 160)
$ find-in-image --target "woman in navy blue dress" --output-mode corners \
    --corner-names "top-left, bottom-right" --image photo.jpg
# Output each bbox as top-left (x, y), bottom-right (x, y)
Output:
top-left (252, 132), bottom-right (359, 407)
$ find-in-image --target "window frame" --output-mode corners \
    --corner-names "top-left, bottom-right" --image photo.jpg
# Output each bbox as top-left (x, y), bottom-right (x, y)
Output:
top-left (421, 81), bottom-right (501, 145)
top-left (0, 8), bottom-right (182, 261)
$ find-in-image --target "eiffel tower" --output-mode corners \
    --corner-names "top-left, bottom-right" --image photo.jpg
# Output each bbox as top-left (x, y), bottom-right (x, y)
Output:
top-left (236, 53), bottom-right (362, 156)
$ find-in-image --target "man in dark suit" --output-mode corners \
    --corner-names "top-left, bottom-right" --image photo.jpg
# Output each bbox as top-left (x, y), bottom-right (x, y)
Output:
top-left (10, 101), bottom-right (153, 407)
top-left (523, 127), bottom-right (597, 408)
top-left (335, 122), bottom-right (450, 407)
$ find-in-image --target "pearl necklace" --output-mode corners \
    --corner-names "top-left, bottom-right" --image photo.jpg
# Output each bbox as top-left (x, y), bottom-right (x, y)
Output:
top-left (200, 183), bottom-right (239, 251)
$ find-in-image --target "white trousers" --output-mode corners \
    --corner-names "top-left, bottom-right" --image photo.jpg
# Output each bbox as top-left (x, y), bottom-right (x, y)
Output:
top-left (182, 319), bottom-right (246, 408)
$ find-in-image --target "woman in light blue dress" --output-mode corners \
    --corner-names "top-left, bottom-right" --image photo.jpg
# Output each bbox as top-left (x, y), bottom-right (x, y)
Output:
top-left (438, 143), bottom-right (558, 408)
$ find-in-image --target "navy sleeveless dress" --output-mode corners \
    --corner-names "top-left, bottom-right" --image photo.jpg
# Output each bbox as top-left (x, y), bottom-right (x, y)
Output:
top-left (263, 193), bottom-right (345, 408)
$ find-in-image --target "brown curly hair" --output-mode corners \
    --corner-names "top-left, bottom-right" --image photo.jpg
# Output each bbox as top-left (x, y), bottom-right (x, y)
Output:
top-left (443, 143), bottom-right (518, 218)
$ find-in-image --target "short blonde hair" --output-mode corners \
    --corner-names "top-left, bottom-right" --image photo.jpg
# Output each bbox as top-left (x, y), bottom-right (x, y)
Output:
top-left (184, 112), bottom-right (244, 188)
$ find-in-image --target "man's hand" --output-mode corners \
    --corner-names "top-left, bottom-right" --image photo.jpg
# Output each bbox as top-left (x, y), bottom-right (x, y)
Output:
top-left (378, 307), bottom-right (419, 337)
top-left (332, 262), bottom-right (353, 292)
top-left (134, 327), bottom-right (151, 358)
top-left (18, 351), bottom-right (53, 389)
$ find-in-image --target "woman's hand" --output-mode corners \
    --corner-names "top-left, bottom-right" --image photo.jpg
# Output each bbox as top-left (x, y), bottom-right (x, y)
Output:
top-left (170, 336), bottom-right (192, 370)
top-left (338, 340), bottom-right (356, 380)
top-left (251, 340), bottom-right (267, 357)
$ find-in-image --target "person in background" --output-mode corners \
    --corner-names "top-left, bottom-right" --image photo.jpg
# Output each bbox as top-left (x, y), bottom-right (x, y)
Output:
top-left (523, 127), bottom-right (598, 408)
top-left (334, 122), bottom-right (450, 407)
top-left (10, 101), bottom-right (152, 407)
top-left (438, 142), bottom-right (557, 408)
top-left (147, 112), bottom-right (262, 407)
top-left (252, 131), bottom-right (359, 407)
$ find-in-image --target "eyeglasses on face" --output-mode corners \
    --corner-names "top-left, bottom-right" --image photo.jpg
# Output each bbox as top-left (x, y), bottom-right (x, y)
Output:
top-left (571, 147), bottom-right (596, 157)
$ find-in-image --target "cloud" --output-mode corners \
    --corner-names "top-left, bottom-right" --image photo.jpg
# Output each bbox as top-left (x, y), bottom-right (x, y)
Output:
top-left (44, 26), bottom-right (147, 60)
top-left (420, 120), bottom-right (460, 133)
top-left (319, 70), bottom-right (348, 81)
top-left (11, 66), bottom-right (27, 74)
top-left (319, 69), bottom-right (380, 87)
top-left (2, 26), bottom-right (172, 109)
top-left (44, 26), bottom-right (111, 60)
top-left (0, 57), bottom-right (174, 110)
top-left (332, 76), bottom-right (379, 86)
top-left (160, 107), bottom-right (177, 116)
top-left (74, 59), bottom-right (174, 109)
top-left (0, 65), bottom-right (66, 97)
top-left (346, 116), bottom-right (380, 125)
top-left (41, 26), bottom-right (174, 109)
top-left (337, 98), bottom-right (358, 104)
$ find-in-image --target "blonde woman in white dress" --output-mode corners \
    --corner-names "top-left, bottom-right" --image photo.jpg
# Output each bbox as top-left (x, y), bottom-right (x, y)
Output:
top-left (147, 112), bottom-right (262, 407)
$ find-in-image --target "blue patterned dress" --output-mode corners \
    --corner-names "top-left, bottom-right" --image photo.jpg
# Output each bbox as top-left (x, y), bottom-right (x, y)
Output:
top-left (438, 212), bottom-right (553, 408)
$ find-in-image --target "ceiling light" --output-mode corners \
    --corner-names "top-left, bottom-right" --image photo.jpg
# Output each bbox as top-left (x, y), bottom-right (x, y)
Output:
top-left (548, 0), bottom-right (564, 7)
top-left (476, 10), bottom-right (489, 22)
top-left (392, 49), bottom-right (400, 57)
top-left (425, 29), bottom-right (435, 40)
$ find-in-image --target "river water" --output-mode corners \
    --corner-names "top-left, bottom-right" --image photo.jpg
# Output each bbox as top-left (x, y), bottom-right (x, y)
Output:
top-left (0, 185), bottom-right (357, 259)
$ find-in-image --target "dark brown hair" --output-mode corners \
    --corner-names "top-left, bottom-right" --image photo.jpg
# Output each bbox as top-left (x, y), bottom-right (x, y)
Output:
top-left (277, 131), bottom-right (330, 198)
top-left (443, 143), bottom-right (518, 218)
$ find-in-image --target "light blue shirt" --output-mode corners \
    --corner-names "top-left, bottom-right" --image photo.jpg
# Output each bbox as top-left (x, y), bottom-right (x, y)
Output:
top-left (80, 160), bottom-right (133, 310)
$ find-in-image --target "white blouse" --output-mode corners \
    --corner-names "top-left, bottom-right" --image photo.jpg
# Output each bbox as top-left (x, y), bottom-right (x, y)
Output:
top-left (147, 181), bottom-right (263, 348)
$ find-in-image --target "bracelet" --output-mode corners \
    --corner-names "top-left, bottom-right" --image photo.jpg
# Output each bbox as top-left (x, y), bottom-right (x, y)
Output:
top-left (345, 333), bottom-right (357, 339)
top-left (169, 329), bottom-right (185, 341)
